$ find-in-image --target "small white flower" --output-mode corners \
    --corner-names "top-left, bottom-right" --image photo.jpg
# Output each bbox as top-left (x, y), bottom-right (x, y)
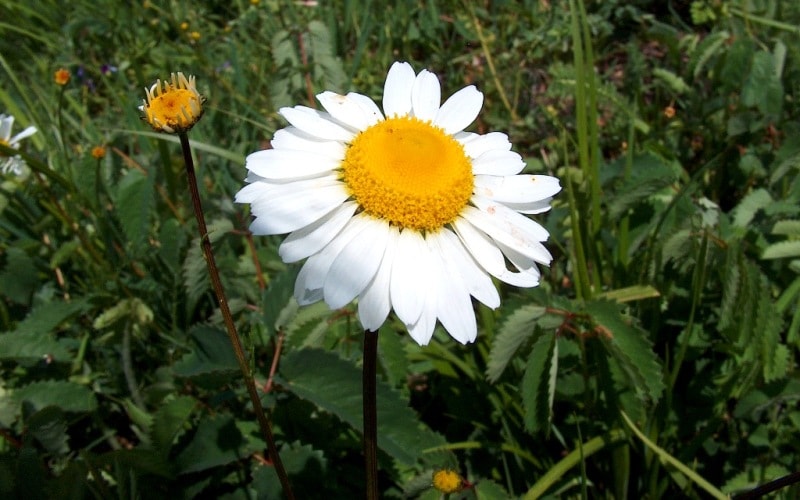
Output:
top-left (236, 62), bottom-right (561, 345)
top-left (0, 114), bottom-right (37, 176)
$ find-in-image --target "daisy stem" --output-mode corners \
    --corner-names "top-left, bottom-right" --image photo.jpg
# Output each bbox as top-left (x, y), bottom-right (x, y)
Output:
top-left (178, 133), bottom-right (294, 500)
top-left (363, 329), bottom-right (379, 500)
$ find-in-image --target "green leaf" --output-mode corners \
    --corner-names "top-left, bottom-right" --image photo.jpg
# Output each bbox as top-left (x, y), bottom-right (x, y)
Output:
top-left (114, 169), bottom-right (154, 254)
top-left (281, 348), bottom-right (445, 466)
top-left (26, 407), bottom-right (69, 455)
top-left (521, 331), bottom-right (558, 434)
top-left (742, 51), bottom-right (783, 117)
top-left (486, 304), bottom-right (546, 383)
top-left (771, 220), bottom-right (800, 236)
top-left (150, 396), bottom-right (198, 456)
top-left (173, 326), bottom-right (238, 381)
top-left (731, 188), bottom-right (772, 228)
top-left (689, 30), bottom-right (730, 80)
top-left (652, 67), bottom-right (689, 94)
top-left (251, 441), bottom-right (327, 499)
top-left (8, 297), bottom-right (90, 336)
top-left (93, 448), bottom-right (174, 479)
top-left (176, 413), bottom-right (261, 474)
top-left (14, 380), bottom-right (97, 413)
top-left (0, 247), bottom-right (37, 305)
top-left (587, 300), bottom-right (665, 403)
top-left (307, 20), bottom-right (347, 92)
top-left (761, 240), bottom-right (800, 260)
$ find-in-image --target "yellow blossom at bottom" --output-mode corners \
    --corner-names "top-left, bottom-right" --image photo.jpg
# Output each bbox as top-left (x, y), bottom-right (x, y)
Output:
top-left (91, 146), bottom-right (107, 159)
top-left (432, 468), bottom-right (463, 494)
top-left (54, 68), bottom-right (70, 86)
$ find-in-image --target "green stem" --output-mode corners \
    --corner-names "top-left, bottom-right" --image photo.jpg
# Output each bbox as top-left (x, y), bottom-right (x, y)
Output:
top-left (620, 411), bottom-right (727, 500)
top-left (363, 329), bottom-right (379, 500)
top-left (728, 6), bottom-right (800, 34)
top-left (523, 429), bottom-right (627, 499)
top-left (178, 133), bottom-right (294, 500)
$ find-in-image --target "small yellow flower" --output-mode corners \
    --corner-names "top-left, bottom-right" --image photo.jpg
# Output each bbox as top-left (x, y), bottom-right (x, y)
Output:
top-left (189, 31), bottom-right (201, 41)
top-left (180, 22), bottom-right (189, 30)
top-left (91, 145), bottom-right (107, 159)
top-left (54, 68), bottom-right (71, 86)
top-left (250, 0), bottom-right (260, 5)
top-left (663, 105), bottom-right (676, 119)
top-left (432, 468), bottom-right (463, 494)
top-left (140, 72), bottom-right (204, 134)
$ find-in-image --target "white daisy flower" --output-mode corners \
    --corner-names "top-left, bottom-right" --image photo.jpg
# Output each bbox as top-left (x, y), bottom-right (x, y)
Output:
top-left (0, 114), bottom-right (37, 176)
top-left (236, 62), bottom-right (560, 345)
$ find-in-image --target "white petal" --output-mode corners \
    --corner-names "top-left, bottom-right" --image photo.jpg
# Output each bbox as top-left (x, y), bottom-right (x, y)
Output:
top-left (390, 229), bottom-right (429, 326)
top-left (453, 217), bottom-right (541, 287)
top-left (0, 115), bottom-right (13, 140)
top-left (427, 233), bottom-right (477, 344)
top-left (246, 149), bottom-right (339, 180)
top-left (434, 85), bottom-right (483, 135)
top-left (437, 229), bottom-right (500, 308)
top-left (460, 132), bottom-right (512, 158)
top-left (279, 106), bottom-right (355, 142)
top-left (407, 297), bottom-right (437, 346)
top-left (472, 149), bottom-right (526, 175)
top-left (358, 226), bottom-right (400, 331)
top-left (279, 201), bottom-right (358, 263)
top-left (348, 92), bottom-right (385, 125)
top-left (10, 126), bottom-right (36, 145)
top-left (248, 176), bottom-right (349, 235)
top-left (294, 217), bottom-right (365, 305)
top-left (325, 216), bottom-right (391, 309)
top-left (465, 199), bottom-right (552, 263)
top-left (474, 174), bottom-right (561, 204)
top-left (317, 91), bottom-right (382, 131)
top-left (383, 62), bottom-right (416, 118)
top-left (410, 70), bottom-right (441, 122)
top-left (502, 199), bottom-right (555, 215)
top-left (270, 127), bottom-right (345, 159)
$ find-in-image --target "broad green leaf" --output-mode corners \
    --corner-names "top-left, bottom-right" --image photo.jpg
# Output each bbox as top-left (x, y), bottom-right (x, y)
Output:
top-left (308, 20), bottom-right (347, 92)
top-left (587, 300), bottom-right (665, 403)
top-left (689, 30), bottom-right (730, 80)
top-left (8, 297), bottom-right (90, 336)
top-left (26, 407), bottom-right (69, 455)
top-left (281, 348), bottom-right (445, 466)
top-left (176, 413), bottom-right (261, 474)
top-left (0, 330), bottom-right (71, 362)
top-left (761, 240), bottom-right (800, 260)
top-left (731, 188), bottom-right (772, 228)
top-left (486, 304), bottom-right (546, 383)
top-left (771, 220), bottom-right (800, 236)
top-left (14, 380), bottom-right (97, 413)
top-left (151, 396), bottom-right (199, 455)
top-left (251, 441), bottom-right (327, 499)
top-left (742, 51), bottom-right (783, 116)
top-left (93, 448), bottom-right (174, 479)
top-left (262, 265), bottom-right (299, 334)
top-left (173, 326), bottom-right (238, 380)
top-left (521, 331), bottom-right (557, 434)
top-left (114, 168), bottom-right (154, 254)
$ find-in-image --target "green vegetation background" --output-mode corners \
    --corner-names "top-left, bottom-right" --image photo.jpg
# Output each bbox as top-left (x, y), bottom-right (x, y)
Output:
top-left (1, 0), bottom-right (799, 498)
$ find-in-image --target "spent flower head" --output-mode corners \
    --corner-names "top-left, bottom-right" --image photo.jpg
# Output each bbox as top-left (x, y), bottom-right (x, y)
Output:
top-left (0, 114), bottom-right (37, 176)
top-left (432, 469), bottom-right (464, 494)
top-left (140, 72), bottom-right (204, 134)
top-left (236, 61), bottom-right (560, 345)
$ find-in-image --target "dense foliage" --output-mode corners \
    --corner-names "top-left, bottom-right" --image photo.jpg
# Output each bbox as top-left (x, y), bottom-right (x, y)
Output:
top-left (1, 0), bottom-right (799, 498)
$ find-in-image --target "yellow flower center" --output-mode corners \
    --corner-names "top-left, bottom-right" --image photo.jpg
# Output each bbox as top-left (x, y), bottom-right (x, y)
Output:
top-left (146, 88), bottom-right (200, 130)
top-left (0, 138), bottom-right (9, 157)
top-left (432, 469), bottom-right (463, 494)
top-left (341, 116), bottom-right (473, 231)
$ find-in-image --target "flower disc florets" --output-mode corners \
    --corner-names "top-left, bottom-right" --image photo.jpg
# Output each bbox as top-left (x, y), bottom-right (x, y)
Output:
top-left (140, 72), bottom-right (204, 134)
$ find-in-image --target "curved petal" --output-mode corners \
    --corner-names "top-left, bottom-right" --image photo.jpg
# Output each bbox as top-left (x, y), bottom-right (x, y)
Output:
top-left (407, 294), bottom-right (437, 346)
top-left (472, 149), bottom-right (526, 176)
top-left (293, 217), bottom-right (365, 305)
top-left (459, 132), bottom-right (511, 158)
top-left (279, 201), bottom-right (358, 263)
top-left (502, 199), bottom-right (555, 215)
top-left (10, 126), bottom-right (36, 145)
top-left (325, 216), bottom-right (391, 309)
top-left (246, 149), bottom-right (340, 180)
top-left (248, 176), bottom-right (349, 235)
top-left (427, 232), bottom-right (477, 344)
top-left (453, 217), bottom-right (541, 287)
top-left (437, 229), bottom-right (500, 308)
top-left (410, 70), bottom-right (441, 122)
top-left (462, 201), bottom-right (552, 265)
top-left (474, 174), bottom-right (561, 204)
top-left (383, 62), bottom-right (416, 118)
top-left (270, 127), bottom-right (345, 159)
top-left (0, 115), bottom-right (13, 140)
top-left (390, 229), bottom-right (429, 326)
top-left (317, 91), bottom-right (382, 132)
top-left (358, 226), bottom-right (400, 331)
top-left (434, 85), bottom-right (483, 135)
top-left (279, 106), bottom-right (355, 142)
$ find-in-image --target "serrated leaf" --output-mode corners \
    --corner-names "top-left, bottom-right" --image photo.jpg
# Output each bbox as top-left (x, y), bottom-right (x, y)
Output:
top-left (521, 331), bottom-right (557, 434)
top-left (754, 291), bottom-right (787, 382)
top-left (9, 297), bottom-right (90, 336)
top-left (587, 300), bottom-right (665, 403)
top-left (761, 240), bottom-right (800, 260)
top-left (486, 305), bottom-right (546, 383)
top-left (176, 413), bottom-right (260, 474)
top-left (689, 30), bottom-right (730, 80)
top-left (14, 380), bottom-right (97, 413)
top-left (652, 67), bottom-right (689, 94)
top-left (251, 441), bottom-right (327, 499)
top-left (263, 266), bottom-right (299, 333)
top-left (731, 188), bottom-right (772, 228)
top-left (173, 326), bottom-right (238, 379)
top-left (742, 51), bottom-right (783, 116)
top-left (114, 169), bottom-right (154, 254)
top-left (281, 348), bottom-right (445, 466)
top-left (307, 20), bottom-right (346, 92)
top-left (771, 220), bottom-right (800, 236)
top-left (151, 396), bottom-right (198, 455)
top-left (0, 331), bottom-right (72, 362)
